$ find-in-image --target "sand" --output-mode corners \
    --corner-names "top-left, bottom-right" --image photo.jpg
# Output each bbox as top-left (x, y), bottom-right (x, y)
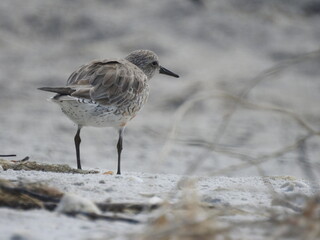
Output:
top-left (0, 0), bottom-right (320, 239)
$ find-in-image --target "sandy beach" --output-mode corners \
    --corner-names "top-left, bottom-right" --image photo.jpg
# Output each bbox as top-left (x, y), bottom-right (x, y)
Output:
top-left (1, 0), bottom-right (320, 239)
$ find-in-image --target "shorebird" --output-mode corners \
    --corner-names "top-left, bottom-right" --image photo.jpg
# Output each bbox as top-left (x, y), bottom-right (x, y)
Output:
top-left (39, 50), bottom-right (179, 174)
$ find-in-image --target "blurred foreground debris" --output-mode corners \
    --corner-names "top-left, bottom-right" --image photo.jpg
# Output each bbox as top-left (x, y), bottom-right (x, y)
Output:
top-left (137, 179), bottom-right (231, 240)
top-left (135, 178), bottom-right (320, 240)
top-left (0, 173), bottom-right (319, 238)
top-left (271, 196), bottom-right (320, 240)
top-left (160, 48), bottom-right (320, 180)
top-left (0, 177), bottom-right (146, 224)
top-left (56, 193), bottom-right (140, 224)
top-left (0, 178), bottom-right (62, 210)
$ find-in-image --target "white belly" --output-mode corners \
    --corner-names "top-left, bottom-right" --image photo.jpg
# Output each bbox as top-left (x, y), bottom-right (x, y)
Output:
top-left (51, 96), bottom-right (130, 128)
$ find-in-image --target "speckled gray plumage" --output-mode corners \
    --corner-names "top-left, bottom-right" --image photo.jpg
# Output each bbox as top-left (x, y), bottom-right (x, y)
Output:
top-left (39, 50), bottom-right (178, 128)
top-left (38, 49), bottom-right (179, 173)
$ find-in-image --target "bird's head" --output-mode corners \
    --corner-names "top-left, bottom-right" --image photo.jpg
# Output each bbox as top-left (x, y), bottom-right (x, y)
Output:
top-left (125, 50), bottom-right (179, 79)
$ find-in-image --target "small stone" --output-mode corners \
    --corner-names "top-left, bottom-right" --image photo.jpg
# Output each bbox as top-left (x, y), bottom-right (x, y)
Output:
top-left (105, 187), bottom-right (114, 192)
top-left (293, 181), bottom-right (309, 188)
top-left (202, 196), bottom-right (229, 206)
top-left (281, 182), bottom-right (296, 192)
top-left (56, 193), bottom-right (101, 214)
top-left (128, 176), bottom-right (144, 183)
top-left (10, 233), bottom-right (32, 240)
top-left (73, 182), bottom-right (84, 186)
top-left (203, 196), bottom-right (220, 203)
top-left (149, 196), bottom-right (163, 205)
top-left (139, 192), bottom-right (155, 197)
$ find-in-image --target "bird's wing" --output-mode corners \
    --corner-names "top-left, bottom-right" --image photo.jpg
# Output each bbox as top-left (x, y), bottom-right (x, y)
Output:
top-left (67, 59), bottom-right (147, 106)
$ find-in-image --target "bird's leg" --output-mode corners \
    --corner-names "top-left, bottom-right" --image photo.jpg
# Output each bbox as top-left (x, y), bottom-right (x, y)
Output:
top-left (74, 126), bottom-right (82, 169)
top-left (116, 127), bottom-right (125, 175)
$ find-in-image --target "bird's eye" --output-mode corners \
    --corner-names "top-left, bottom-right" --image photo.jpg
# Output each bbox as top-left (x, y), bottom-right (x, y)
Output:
top-left (151, 61), bottom-right (158, 66)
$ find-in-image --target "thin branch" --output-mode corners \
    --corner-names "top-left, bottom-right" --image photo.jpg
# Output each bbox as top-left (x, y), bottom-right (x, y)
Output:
top-left (64, 212), bottom-right (140, 224)
top-left (296, 139), bottom-right (320, 192)
top-left (159, 49), bottom-right (320, 176)
top-left (211, 134), bottom-right (312, 175)
top-left (214, 49), bottom-right (320, 143)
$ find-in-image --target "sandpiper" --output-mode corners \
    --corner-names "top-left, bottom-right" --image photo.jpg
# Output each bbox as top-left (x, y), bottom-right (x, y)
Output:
top-left (39, 50), bottom-right (179, 174)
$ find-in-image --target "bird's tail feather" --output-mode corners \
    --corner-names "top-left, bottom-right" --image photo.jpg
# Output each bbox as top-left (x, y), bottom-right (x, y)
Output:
top-left (38, 87), bottom-right (75, 95)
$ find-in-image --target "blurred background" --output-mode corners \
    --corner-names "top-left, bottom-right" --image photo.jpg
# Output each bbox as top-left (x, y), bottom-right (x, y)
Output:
top-left (0, 0), bottom-right (320, 178)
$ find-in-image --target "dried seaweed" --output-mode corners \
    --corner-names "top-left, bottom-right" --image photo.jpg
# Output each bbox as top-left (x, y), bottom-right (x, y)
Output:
top-left (0, 159), bottom-right (99, 174)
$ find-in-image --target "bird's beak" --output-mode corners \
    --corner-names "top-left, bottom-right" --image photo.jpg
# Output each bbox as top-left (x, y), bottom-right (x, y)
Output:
top-left (159, 66), bottom-right (179, 78)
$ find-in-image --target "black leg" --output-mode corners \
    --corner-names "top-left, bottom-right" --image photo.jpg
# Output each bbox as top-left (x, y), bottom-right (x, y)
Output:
top-left (74, 126), bottom-right (82, 169)
top-left (116, 128), bottom-right (124, 175)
